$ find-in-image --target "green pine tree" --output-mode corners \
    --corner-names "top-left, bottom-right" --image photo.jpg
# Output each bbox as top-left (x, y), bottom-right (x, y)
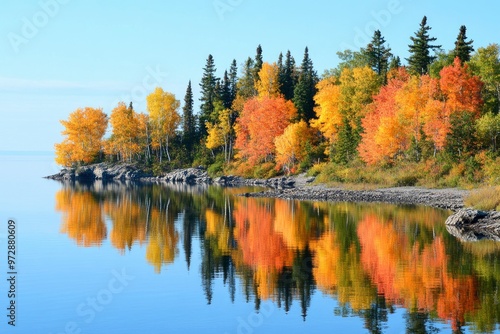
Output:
top-left (253, 44), bottom-right (263, 84)
top-left (220, 70), bottom-right (232, 109)
top-left (453, 25), bottom-right (474, 63)
top-left (199, 54), bottom-right (218, 138)
top-left (407, 16), bottom-right (441, 75)
top-left (238, 57), bottom-right (256, 99)
top-left (388, 55), bottom-right (401, 71)
top-left (364, 30), bottom-right (392, 79)
top-left (279, 50), bottom-right (297, 100)
top-left (182, 80), bottom-right (196, 149)
top-left (334, 117), bottom-right (357, 164)
top-left (293, 47), bottom-right (318, 122)
top-left (229, 59), bottom-right (238, 104)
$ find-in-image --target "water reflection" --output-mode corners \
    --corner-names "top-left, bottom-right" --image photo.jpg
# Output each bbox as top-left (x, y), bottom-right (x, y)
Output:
top-left (54, 181), bottom-right (500, 333)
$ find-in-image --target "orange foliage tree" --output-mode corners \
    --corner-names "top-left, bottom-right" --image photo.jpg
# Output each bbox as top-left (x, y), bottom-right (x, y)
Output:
top-left (359, 68), bottom-right (411, 164)
top-left (55, 107), bottom-right (108, 167)
top-left (234, 96), bottom-right (296, 164)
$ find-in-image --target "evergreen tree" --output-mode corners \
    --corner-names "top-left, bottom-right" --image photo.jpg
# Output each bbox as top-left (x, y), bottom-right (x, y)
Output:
top-left (293, 47), bottom-right (318, 122)
top-left (407, 16), bottom-right (441, 75)
top-left (238, 57), bottom-right (257, 99)
top-left (199, 54), bottom-right (218, 137)
top-left (389, 55), bottom-right (401, 71)
top-left (220, 70), bottom-right (232, 109)
top-left (182, 80), bottom-right (196, 148)
top-left (277, 52), bottom-right (284, 93)
top-left (334, 117), bottom-right (356, 164)
top-left (253, 44), bottom-right (263, 84)
top-left (229, 59), bottom-right (238, 104)
top-left (280, 50), bottom-right (297, 100)
top-left (453, 25), bottom-right (474, 63)
top-left (364, 30), bottom-right (392, 79)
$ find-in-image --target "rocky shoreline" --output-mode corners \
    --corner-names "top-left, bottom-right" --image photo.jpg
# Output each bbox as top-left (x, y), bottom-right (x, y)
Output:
top-left (46, 163), bottom-right (500, 240)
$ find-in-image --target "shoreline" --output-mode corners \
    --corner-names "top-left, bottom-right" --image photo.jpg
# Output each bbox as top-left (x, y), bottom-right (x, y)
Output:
top-left (243, 183), bottom-right (468, 211)
top-left (45, 162), bottom-right (467, 211)
top-left (45, 163), bottom-right (500, 240)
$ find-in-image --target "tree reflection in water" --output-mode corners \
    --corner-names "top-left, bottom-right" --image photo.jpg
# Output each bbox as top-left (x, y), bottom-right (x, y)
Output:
top-left (55, 181), bottom-right (500, 333)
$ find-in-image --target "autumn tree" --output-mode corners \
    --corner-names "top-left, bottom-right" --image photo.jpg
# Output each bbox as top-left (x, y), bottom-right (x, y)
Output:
top-left (146, 87), bottom-right (181, 162)
top-left (407, 16), bottom-right (441, 75)
top-left (311, 76), bottom-right (342, 145)
top-left (274, 120), bottom-right (315, 174)
top-left (453, 25), bottom-right (474, 63)
top-left (476, 112), bottom-right (500, 153)
top-left (359, 68), bottom-right (417, 164)
top-left (440, 57), bottom-right (483, 116)
top-left (105, 102), bottom-right (141, 162)
top-left (199, 54), bottom-right (219, 137)
top-left (136, 112), bottom-right (151, 161)
top-left (293, 47), bottom-right (318, 122)
top-left (313, 66), bottom-right (380, 162)
top-left (255, 62), bottom-right (281, 98)
top-left (55, 107), bottom-right (108, 167)
top-left (205, 103), bottom-right (236, 163)
top-left (235, 96), bottom-right (297, 164)
top-left (470, 44), bottom-right (500, 114)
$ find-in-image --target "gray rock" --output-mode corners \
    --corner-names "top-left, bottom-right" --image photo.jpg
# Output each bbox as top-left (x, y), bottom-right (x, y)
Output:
top-left (445, 209), bottom-right (489, 226)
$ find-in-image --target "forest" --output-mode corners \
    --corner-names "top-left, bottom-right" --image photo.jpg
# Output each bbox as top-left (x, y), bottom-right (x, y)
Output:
top-left (54, 16), bottom-right (500, 188)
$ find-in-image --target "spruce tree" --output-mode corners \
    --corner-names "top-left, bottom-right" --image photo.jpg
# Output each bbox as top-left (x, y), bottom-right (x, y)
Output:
top-left (407, 16), bottom-right (441, 75)
top-left (253, 44), bottom-right (263, 83)
top-left (199, 54), bottom-right (218, 137)
top-left (220, 70), bottom-right (232, 109)
top-left (364, 30), bottom-right (392, 78)
top-left (389, 56), bottom-right (401, 71)
top-left (453, 25), bottom-right (474, 63)
top-left (229, 59), bottom-right (238, 104)
top-left (293, 47), bottom-right (318, 122)
top-left (238, 57), bottom-right (256, 99)
top-left (279, 50), bottom-right (297, 100)
top-left (182, 80), bottom-right (196, 147)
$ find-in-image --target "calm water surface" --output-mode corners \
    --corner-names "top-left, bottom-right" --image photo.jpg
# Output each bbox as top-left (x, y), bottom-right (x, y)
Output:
top-left (1, 153), bottom-right (500, 334)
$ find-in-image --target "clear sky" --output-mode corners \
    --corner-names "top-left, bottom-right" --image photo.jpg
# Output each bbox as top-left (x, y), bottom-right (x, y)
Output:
top-left (1, 0), bottom-right (498, 152)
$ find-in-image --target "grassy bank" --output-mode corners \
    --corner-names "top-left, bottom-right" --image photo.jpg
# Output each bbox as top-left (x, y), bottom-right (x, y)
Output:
top-left (465, 186), bottom-right (500, 211)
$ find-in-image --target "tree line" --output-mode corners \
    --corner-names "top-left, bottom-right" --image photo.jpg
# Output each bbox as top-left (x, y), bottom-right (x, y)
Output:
top-left (55, 16), bottom-right (500, 184)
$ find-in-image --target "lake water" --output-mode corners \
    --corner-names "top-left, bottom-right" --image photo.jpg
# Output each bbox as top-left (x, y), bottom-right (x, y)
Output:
top-left (1, 153), bottom-right (500, 334)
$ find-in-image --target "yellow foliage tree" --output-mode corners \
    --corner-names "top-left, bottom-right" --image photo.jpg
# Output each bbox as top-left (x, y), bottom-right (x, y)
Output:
top-left (205, 107), bottom-right (235, 163)
top-left (255, 62), bottom-right (281, 98)
top-left (55, 107), bottom-right (108, 167)
top-left (105, 102), bottom-right (141, 162)
top-left (146, 87), bottom-right (181, 162)
top-left (311, 77), bottom-right (342, 144)
top-left (274, 120), bottom-right (314, 174)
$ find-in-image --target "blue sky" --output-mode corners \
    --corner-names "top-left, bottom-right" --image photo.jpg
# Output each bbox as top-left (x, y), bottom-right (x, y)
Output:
top-left (0, 0), bottom-right (498, 152)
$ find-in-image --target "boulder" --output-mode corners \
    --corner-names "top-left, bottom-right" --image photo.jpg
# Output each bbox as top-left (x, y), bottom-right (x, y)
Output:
top-left (445, 209), bottom-right (488, 226)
